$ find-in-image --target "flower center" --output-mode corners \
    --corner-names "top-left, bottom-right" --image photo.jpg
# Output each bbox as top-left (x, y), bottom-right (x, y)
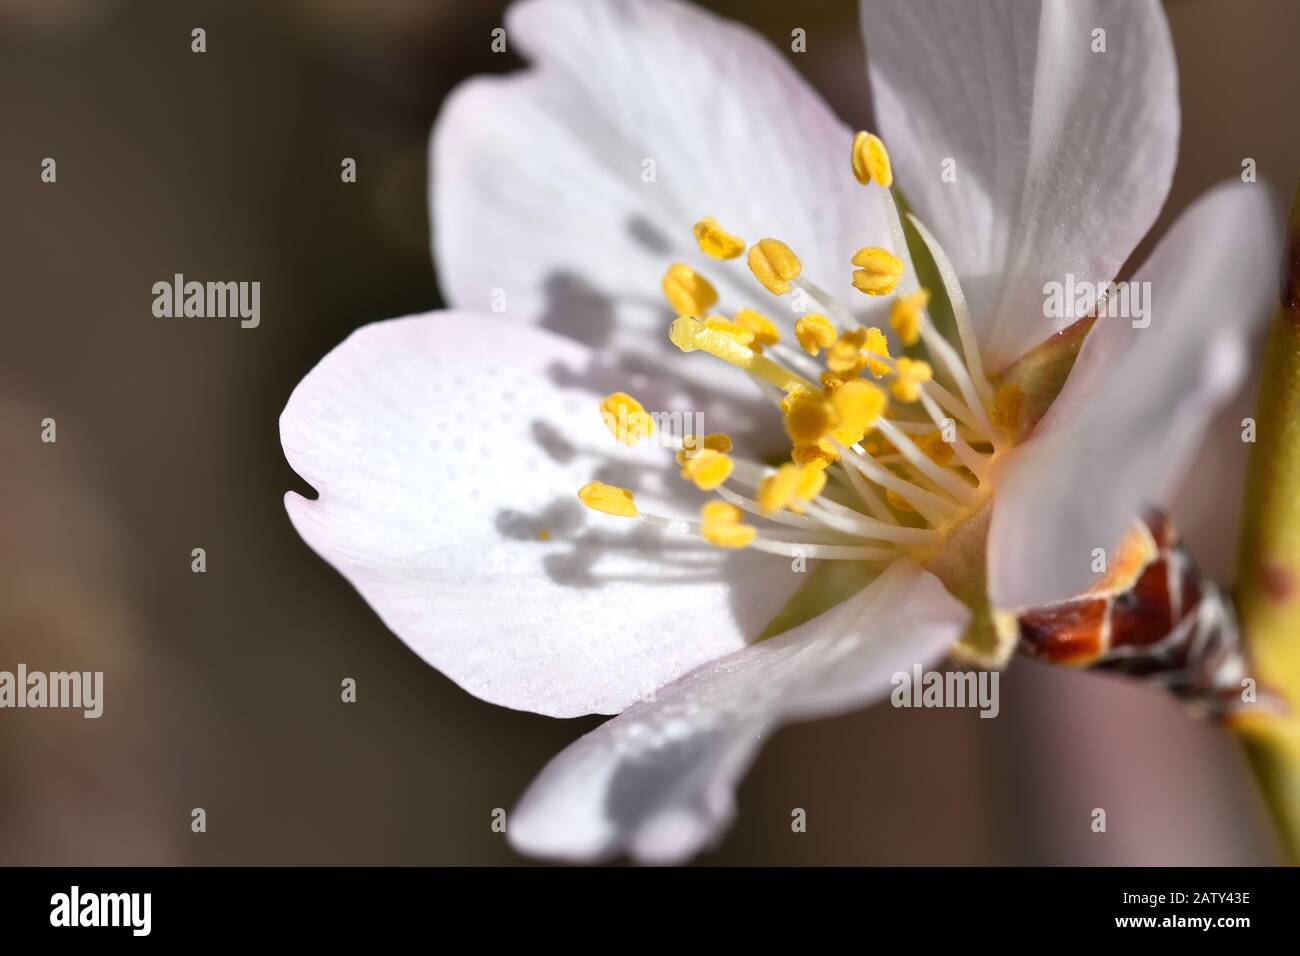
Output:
top-left (580, 132), bottom-right (1008, 567)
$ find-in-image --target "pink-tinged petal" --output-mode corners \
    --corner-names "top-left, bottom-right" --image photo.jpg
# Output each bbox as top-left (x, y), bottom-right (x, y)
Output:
top-left (508, 557), bottom-right (968, 863)
top-left (280, 311), bottom-right (802, 718)
top-left (862, 0), bottom-right (1178, 372)
top-left (988, 182), bottom-right (1279, 609)
top-left (432, 0), bottom-right (887, 363)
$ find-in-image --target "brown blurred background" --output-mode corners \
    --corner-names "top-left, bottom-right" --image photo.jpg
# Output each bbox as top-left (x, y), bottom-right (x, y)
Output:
top-left (0, 0), bottom-right (1295, 864)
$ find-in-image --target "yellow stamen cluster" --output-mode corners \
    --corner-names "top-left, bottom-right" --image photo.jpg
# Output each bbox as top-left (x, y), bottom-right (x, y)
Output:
top-left (580, 125), bottom-right (991, 559)
top-left (662, 262), bottom-right (718, 316)
top-left (851, 131), bottom-right (893, 188)
top-left (578, 481), bottom-right (638, 518)
top-left (692, 216), bottom-right (745, 260)
top-left (599, 391), bottom-right (655, 445)
top-left (850, 246), bottom-right (904, 296)
top-left (891, 357), bottom-right (933, 403)
top-left (794, 313), bottom-right (837, 356)
top-left (700, 500), bottom-right (756, 548)
top-left (890, 289), bottom-right (929, 346)
top-left (747, 238), bottom-right (802, 295)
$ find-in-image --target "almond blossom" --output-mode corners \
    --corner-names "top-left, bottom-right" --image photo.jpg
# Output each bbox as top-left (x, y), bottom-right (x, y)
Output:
top-left (280, 0), bottom-right (1276, 862)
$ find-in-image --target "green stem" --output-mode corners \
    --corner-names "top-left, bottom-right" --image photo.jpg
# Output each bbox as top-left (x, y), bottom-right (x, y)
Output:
top-left (1233, 178), bottom-right (1300, 863)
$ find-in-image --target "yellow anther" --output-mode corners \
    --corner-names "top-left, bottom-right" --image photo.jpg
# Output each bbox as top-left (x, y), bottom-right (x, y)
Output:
top-left (851, 131), bottom-right (893, 188)
top-left (700, 500), bottom-right (756, 548)
top-left (862, 326), bottom-right (892, 377)
top-left (747, 238), bottom-right (802, 295)
top-left (792, 465), bottom-right (827, 512)
top-left (779, 385), bottom-right (813, 415)
top-left (830, 379), bottom-right (887, 445)
top-left (891, 357), bottom-right (933, 403)
top-left (599, 391), bottom-right (655, 445)
top-left (793, 443), bottom-right (838, 469)
top-left (670, 316), bottom-right (818, 394)
top-left (890, 289), bottom-right (929, 346)
top-left (991, 382), bottom-right (1026, 431)
top-left (662, 262), bottom-right (719, 316)
top-left (851, 246), bottom-right (904, 296)
top-left (677, 432), bottom-right (733, 465)
top-left (680, 448), bottom-right (734, 491)
top-left (692, 217), bottom-right (745, 260)
top-left (735, 308), bottom-right (780, 346)
top-left (851, 246), bottom-right (903, 274)
top-left (794, 313), bottom-right (837, 356)
top-left (826, 338), bottom-right (867, 376)
top-left (916, 431), bottom-right (955, 467)
top-left (578, 481), bottom-right (639, 518)
top-left (704, 314), bottom-right (756, 346)
top-left (783, 393), bottom-right (836, 445)
top-left (757, 464), bottom-right (802, 513)
top-left (820, 371), bottom-right (846, 394)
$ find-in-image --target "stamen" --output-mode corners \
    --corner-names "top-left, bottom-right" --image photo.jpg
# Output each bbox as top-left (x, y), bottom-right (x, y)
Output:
top-left (746, 238), bottom-right (802, 295)
top-left (679, 448), bottom-right (734, 491)
top-left (850, 246), bottom-right (904, 296)
top-left (578, 481), bottom-right (639, 518)
top-left (891, 357), bottom-right (933, 403)
top-left (875, 419), bottom-right (981, 505)
top-left (662, 262), bottom-right (718, 316)
top-left (915, 390), bottom-right (991, 481)
top-left (836, 443), bottom-right (961, 526)
top-left (794, 313), bottom-right (837, 356)
top-left (676, 432), bottom-right (732, 463)
top-left (715, 484), bottom-right (829, 533)
top-left (905, 213), bottom-right (993, 407)
top-left (757, 464), bottom-right (803, 513)
top-left (890, 289), bottom-right (929, 346)
top-left (851, 131), bottom-right (893, 188)
top-left (599, 391), bottom-right (655, 445)
top-left (703, 314), bottom-right (756, 346)
top-left (699, 501), bottom-right (757, 548)
top-left (790, 276), bottom-right (856, 327)
top-left (833, 456), bottom-right (898, 524)
top-left (670, 316), bottom-right (818, 394)
top-left (735, 308), bottom-right (780, 346)
top-left (692, 217), bottom-right (745, 260)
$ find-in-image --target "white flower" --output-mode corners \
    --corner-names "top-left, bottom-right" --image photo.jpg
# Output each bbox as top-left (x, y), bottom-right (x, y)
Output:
top-left (280, 0), bottom-right (1276, 863)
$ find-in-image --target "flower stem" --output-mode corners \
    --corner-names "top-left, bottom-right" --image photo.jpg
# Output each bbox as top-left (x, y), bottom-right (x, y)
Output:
top-left (1232, 178), bottom-right (1300, 863)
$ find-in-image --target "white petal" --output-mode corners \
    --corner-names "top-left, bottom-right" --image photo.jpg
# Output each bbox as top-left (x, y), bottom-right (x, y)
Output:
top-left (988, 182), bottom-right (1278, 609)
top-left (280, 311), bottom-right (803, 718)
top-left (508, 558), bottom-right (968, 863)
top-left (432, 0), bottom-right (886, 362)
top-left (862, 0), bottom-right (1178, 371)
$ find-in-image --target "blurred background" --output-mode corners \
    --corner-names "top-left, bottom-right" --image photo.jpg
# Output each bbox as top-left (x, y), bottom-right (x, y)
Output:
top-left (0, 0), bottom-right (1295, 865)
